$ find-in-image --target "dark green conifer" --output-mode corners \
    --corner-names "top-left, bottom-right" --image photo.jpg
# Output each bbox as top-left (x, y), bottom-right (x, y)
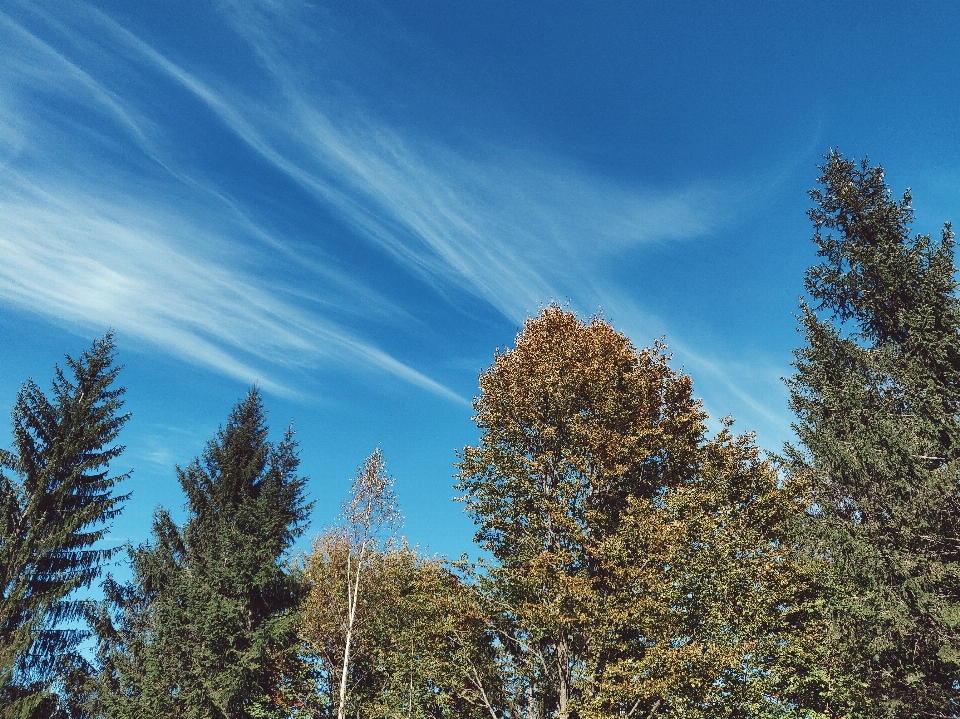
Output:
top-left (80, 388), bottom-right (311, 719)
top-left (0, 335), bottom-right (129, 719)
top-left (785, 152), bottom-right (960, 715)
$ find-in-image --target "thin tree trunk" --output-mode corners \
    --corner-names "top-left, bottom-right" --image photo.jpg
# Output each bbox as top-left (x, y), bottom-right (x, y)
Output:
top-left (527, 671), bottom-right (536, 719)
top-left (467, 662), bottom-right (500, 719)
top-left (556, 637), bottom-right (570, 719)
top-left (338, 544), bottom-right (365, 719)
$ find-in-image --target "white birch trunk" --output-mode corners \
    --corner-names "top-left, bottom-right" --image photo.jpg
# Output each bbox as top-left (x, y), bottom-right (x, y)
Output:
top-left (338, 543), bottom-right (365, 719)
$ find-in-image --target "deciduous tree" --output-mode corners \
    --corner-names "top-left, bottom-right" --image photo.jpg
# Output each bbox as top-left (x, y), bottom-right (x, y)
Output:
top-left (300, 540), bottom-right (501, 719)
top-left (457, 306), bottom-right (803, 718)
top-left (299, 449), bottom-right (400, 719)
top-left (583, 423), bottom-right (813, 719)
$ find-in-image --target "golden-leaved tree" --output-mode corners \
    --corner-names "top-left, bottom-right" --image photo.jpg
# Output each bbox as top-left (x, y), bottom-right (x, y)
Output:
top-left (583, 424), bottom-right (815, 718)
top-left (456, 305), bottom-right (812, 719)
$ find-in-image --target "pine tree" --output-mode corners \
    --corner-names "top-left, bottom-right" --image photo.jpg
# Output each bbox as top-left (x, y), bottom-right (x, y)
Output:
top-left (78, 388), bottom-right (312, 719)
top-left (785, 152), bottom-right (960, 715)
top-left (0, 334), bottom-right (129, 719)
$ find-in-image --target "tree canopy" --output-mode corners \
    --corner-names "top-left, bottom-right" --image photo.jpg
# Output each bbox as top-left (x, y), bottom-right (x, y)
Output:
top-left (6, 150), bottom-right (958, 718)
top-left (457, 306), bottom-right (811, 718)
top-left (76, 388), bottom-right (311, 719)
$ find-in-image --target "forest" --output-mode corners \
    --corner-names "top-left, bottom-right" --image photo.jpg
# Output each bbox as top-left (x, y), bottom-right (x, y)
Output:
top-left (2, 152), bottom-right (958, 719)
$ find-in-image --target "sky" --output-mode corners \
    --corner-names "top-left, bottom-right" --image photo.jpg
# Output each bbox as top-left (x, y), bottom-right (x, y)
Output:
top-left (2, 0), bottom-right (960, 560)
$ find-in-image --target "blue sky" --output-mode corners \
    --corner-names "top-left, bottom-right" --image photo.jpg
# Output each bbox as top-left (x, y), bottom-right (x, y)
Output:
top-left (2, 0), bottom-right (959, 559)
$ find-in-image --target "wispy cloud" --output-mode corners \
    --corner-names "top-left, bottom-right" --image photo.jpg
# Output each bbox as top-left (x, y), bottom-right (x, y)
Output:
top-left (0, 0), bottom-right (777, 424)
top-left (0, 173), bottom-right (465, 403)
top-left (0, 3), bottom-right (471, 404)
top-left (74, 1), bottom-right (732, 322)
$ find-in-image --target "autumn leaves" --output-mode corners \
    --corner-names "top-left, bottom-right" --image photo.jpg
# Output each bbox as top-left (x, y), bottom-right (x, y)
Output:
top-left (455, 306), bottom-right (806, 718)
top-left (4, 152), bottom-right (957, 718)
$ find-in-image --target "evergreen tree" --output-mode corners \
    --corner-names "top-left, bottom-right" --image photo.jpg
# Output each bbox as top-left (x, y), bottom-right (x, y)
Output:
top-left (0, 335), bottom-right (129, 719)
top-left (785, 152), bottom-right (960, 715)
top-left (78, 388), bottom-right (311, 719)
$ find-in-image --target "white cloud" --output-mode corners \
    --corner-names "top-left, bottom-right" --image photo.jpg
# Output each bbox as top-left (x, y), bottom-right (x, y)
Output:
top-left (68, 1), bottom-right (729, 323)
top-left (0, 5), bottom-right (473, 405)
top-left (0, 171), bottom-right (466, 403)
top-left (0, 0), bottom-right (783, 429)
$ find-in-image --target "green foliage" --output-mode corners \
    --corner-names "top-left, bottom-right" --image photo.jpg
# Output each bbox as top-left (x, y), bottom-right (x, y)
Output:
top-left (76, 388), bottom-right (312, 719)
top-left (299, 539), bottom-right (500, 719)
top-left (0, 334), bottom-right (129, 719)
top-left (16, 153), bottom-right (960, 718)
top-left (297, 449), bottom-right (499, 719)
top-left (784, 151), bottom-right (960, 716)
top-left (360, 553), bottom-right (501, 719)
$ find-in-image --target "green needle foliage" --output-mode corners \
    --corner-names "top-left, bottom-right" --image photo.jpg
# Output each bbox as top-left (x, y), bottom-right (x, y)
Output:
top-left (77, 388), bottom-right (312, 719)
top-left (784, 152), bottom-right (960, 716)
top-left (0, 334), bottom-right (130, 719)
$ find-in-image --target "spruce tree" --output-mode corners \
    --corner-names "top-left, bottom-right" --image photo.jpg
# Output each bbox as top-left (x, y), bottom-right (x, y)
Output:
top-left (0, 334), bottom-right (129, 719)
top-left (79, 388), bottom-right (311, 719)
top-left (785, 152), bottom-right (960, 715)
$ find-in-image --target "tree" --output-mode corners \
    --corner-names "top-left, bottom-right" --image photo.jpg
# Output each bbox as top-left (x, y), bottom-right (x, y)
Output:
top-left (456, 305), bottom-right (705, 719)
top-left (361, 551), bottom-right (506, 719)
top-left (582, 423), bottom-right (814, 719)
top-left (784, 152), bottom-right (960, 715)
top-left (299, 448), bottom-right (401, 719)
top-left (299, 539), bottom-right (502, 719)
top-left (0, 334), bottom-right (129, 719)
top-left (76, 388), bottom-right (312, 719)
top-left (456, 306), bottom-right (805, 718)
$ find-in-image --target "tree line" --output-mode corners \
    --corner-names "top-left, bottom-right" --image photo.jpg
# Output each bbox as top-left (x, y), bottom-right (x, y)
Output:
top-left (2, 151), bottom-right (958, 718)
